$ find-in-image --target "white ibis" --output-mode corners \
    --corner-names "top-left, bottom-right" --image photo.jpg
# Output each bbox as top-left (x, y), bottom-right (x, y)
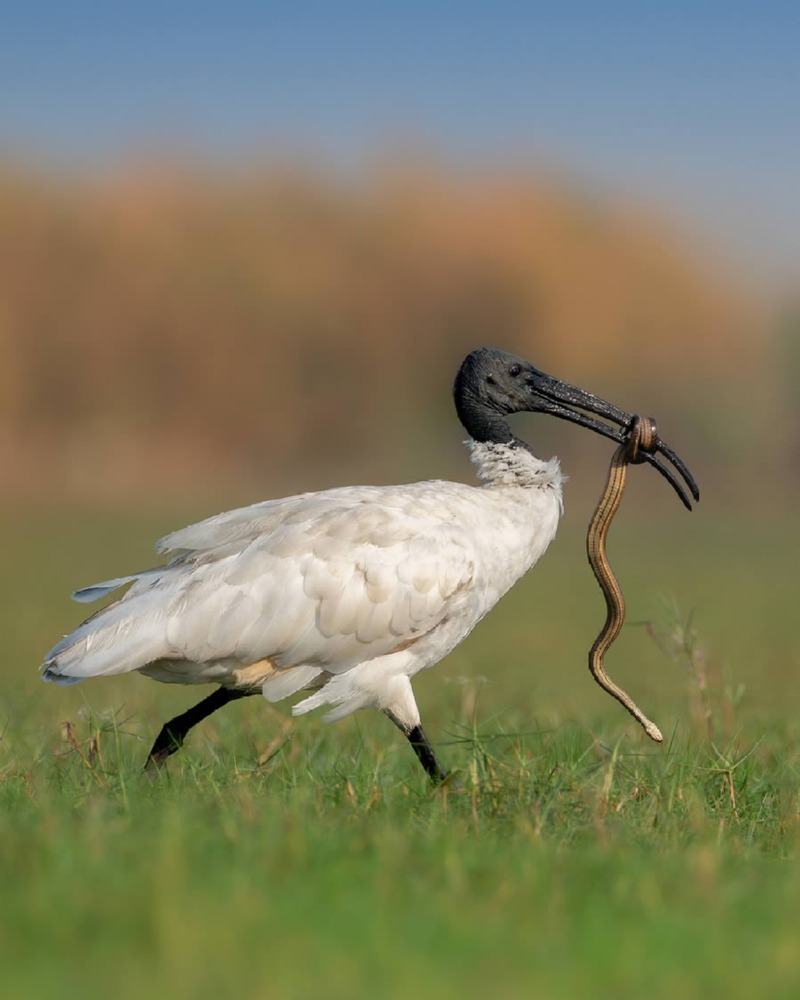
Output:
top-left (42, 348), bottom-right (698, 781)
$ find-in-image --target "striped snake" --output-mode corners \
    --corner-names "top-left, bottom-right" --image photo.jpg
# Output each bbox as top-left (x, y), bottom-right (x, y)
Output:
top-left (587, 415), bottom-right (664, 743)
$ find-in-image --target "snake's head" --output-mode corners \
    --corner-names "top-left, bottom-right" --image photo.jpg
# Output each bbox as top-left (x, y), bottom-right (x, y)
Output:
top-left (456, 348), bottom-right (700, 510)
top-left (626, 415), bottom-right (659, 465)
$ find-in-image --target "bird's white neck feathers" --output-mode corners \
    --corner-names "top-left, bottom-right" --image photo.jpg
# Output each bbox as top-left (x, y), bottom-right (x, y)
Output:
top-left (467, 439), bottom-right (565, 496)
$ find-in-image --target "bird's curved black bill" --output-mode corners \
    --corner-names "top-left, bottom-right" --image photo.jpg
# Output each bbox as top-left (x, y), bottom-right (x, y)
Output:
top-left (525, 368), bottom-right (700, 510)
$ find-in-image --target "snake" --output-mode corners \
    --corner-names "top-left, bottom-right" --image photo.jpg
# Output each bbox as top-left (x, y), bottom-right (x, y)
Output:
top-left (586, 414), bottom-right (664, 743)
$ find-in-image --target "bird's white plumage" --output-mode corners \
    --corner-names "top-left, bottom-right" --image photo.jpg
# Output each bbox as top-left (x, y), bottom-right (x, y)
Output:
top-left (42, 441), bottom-right (563, 731)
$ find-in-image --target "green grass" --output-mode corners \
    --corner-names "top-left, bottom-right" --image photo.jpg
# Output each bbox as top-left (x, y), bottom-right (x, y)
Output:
top-left (2, 505), bottom-right (799, 999)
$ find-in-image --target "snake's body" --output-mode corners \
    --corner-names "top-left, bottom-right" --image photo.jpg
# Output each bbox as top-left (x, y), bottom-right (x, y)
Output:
top-left (586, 416), bottom-right (664, 743)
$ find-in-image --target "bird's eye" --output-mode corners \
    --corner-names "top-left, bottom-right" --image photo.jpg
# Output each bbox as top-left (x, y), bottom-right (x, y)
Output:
top-left (509, 365), bottom-right (522, 377)
top-left (486, 375), bottom-right (496, 385)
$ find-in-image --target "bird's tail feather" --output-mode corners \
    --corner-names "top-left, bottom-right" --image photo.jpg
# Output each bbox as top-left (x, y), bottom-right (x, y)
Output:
top-left (41, 586), bottom-right (171, 684)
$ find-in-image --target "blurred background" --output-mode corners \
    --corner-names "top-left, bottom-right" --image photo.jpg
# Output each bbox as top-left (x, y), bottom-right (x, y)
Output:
top-left (2, 13), bottom-right (799, 996)
top-left (0, 4), bottom-right (797, 723)
top-left (1, 1), bottom-right (797, 509)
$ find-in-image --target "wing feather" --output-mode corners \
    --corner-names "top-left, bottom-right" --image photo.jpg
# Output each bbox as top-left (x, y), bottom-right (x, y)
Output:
top-left (44, 484), bottom-right (478, 685)
top-left (157, 502), bottom-right (475, 674)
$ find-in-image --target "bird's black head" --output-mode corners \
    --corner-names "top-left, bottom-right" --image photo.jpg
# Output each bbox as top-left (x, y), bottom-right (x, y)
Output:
top-left (453, 347), bottom-right (700, 509)
top-left (453, 348), bottom-right (533, 445)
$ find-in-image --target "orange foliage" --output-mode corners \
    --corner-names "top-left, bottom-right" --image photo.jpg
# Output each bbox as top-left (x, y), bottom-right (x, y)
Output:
top-left (0, 159), bottom-right (762, 501)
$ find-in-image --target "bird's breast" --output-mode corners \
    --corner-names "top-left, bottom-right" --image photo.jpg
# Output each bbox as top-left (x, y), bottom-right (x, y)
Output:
top-left (467, 484), bottom-right (562, 612)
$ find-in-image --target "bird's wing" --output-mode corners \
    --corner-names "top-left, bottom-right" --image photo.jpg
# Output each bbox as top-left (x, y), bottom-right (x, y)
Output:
top-left (71, 488), bottom-right (376, 600)
top-left (155, 494), bottom-right (313, 559)
top-left (46, 488), bottom-right (477, 687)
top-left (163, 495), bottom-right (476, 673)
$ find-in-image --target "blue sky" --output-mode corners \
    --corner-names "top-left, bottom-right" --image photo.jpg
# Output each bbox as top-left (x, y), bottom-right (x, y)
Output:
top-left (2, 2), bottom-right (798, 292)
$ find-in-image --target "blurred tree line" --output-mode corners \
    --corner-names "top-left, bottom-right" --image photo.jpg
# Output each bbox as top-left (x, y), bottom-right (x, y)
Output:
top-left (0, 158), bottom-right (785, 507)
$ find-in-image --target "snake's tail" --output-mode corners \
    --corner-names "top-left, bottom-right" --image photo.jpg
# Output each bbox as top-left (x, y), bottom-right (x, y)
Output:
top-left (614, 684), bottom-right (663, 742)
top-left (590, 658), bottom-right (664, 743)
top-left (642, 719), bottom-right (664, 742)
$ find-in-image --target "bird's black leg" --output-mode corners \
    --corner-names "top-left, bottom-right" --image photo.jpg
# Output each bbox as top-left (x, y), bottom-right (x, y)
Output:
top-left (144, 687), bottom-right (253, 772)
top-left (406, 723), bottom-right (449, 785)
